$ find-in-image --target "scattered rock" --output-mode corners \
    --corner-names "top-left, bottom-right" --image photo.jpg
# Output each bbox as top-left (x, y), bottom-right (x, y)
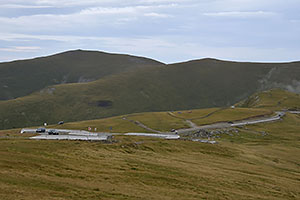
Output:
top-left (135, 141), bottom-right (144, 145)
top-left (40, 87), bottom-right (56, 95)
top-left (192, 139), bottom-right (217, 144)
top-left (78, 76), bottom-right (95, 83)
top-left (183, 128), bottom-right (240, 140)
top-left (261, 131), bottom-right (269, 136)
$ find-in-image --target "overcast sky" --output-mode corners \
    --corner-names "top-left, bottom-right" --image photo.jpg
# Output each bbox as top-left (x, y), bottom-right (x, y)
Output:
top-left (0, 0), bottom-right (299, 63)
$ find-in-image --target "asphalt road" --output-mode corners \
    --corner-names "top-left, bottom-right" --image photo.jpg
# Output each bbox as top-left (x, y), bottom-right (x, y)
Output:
top-left (231, 112), bottom-right (284, 127)
top-left (21, 128), bottom-right (91, 135)
top-left (21, 128), bottom-right (179, 140)
top-left (289, 111), bottom-right (300, 114)
top-left (30, 135), bottom-right (109, 141)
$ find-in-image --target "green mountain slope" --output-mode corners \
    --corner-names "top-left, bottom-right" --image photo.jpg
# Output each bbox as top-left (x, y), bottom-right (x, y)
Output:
top-left (0, 56), bottom-right (299, 130)
top-left (0, 50), bottom-right (164, 100)
top-left (237, 88), bottom-right (300, 110)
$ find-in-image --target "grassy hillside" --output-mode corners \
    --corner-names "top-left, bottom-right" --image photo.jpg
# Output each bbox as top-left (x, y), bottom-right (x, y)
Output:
top-left (0, 106), bottom-right (267, 134)
top-left (191, 107), bottom-right (272, 126)
top-left (237, 89), bottom-right (300, 110)
top-left (0, 55), bottom-right (300, 130)
top-left (0, 50), bottom-right (163, 100)
top-left (46, 107), bottom-right (270, 133)
top-left (37, 89), bottom-right (296, 135)
top-left (0, 112), bottom-right (299, 199)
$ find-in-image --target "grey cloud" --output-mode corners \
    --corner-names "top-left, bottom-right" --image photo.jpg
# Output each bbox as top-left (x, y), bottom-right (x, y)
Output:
top-left (203, 11), bottom-right (277, 18)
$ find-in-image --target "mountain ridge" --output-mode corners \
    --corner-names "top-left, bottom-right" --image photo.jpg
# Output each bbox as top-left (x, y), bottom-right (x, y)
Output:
top-left (3, 50), bottom-right (300, 65)
top-left (0, 53), bottom-right (299, 129)
top-left (0, 50), bottom-right (299, 129)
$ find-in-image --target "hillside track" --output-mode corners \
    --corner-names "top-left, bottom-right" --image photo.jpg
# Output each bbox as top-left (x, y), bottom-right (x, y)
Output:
top-left (177, 111), bottom-right (284, 134)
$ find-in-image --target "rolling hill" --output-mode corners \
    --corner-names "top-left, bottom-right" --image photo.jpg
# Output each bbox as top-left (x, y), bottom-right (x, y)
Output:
top-left (0, 51), bottom-right (300, 130)
top-left (0, 50), bottom-right (164, 100)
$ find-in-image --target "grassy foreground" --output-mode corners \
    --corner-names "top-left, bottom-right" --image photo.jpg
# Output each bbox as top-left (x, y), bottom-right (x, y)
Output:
top-left (0, 112), bottom-right (300, 199)
top-left (0, 111), bottom-right (300, 199)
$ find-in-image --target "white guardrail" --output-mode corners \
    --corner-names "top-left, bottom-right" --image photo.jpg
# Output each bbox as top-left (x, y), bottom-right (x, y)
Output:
top-left (125, 133), bottom-right (180, 139)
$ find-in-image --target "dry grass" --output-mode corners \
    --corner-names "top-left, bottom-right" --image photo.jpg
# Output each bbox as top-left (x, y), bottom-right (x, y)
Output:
top-left (238, 89), bottom-right (300, 110)
top-left (167, 108), bottom-right (220, 119)
top-left (49, 115), bottom-right (148, 133)
top-left (0, 113), bottom-right (299, 199)
top-left (127, 112), bottom-right (190, 132)
top-left (192, 108), bottom-right (272, 126)
top-left (45, 108), bottom-right (271, 133)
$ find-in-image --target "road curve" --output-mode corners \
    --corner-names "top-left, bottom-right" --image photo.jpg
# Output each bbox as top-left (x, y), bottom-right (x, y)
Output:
top-left (231, 112), bottom-right (284, 127)
top-left (177, 111), bottom-right (285, 134)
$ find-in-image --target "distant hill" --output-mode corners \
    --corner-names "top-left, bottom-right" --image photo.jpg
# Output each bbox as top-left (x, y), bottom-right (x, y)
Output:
top-left (0, 50), bottom-right (164, 100)
top-left (0, 51), bottom-right (299, 130)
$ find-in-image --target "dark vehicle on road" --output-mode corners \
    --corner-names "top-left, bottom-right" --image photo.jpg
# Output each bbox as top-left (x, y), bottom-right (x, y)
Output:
top-left (48, 129), bottom-right (59, 135)
top-left (36, 127), bottom-right (46, 133)
top-left (58, 121), bottom-right (64, 125)
top-left (228, 121), bottom-right (233, 124)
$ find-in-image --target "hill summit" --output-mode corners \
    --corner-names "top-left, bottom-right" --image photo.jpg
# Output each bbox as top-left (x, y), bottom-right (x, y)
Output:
top-left (0, 50), bottom-right (163, 100)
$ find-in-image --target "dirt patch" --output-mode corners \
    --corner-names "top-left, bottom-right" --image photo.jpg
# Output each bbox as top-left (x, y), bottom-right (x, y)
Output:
top-left (96, 100), bottom-right (113, 107)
